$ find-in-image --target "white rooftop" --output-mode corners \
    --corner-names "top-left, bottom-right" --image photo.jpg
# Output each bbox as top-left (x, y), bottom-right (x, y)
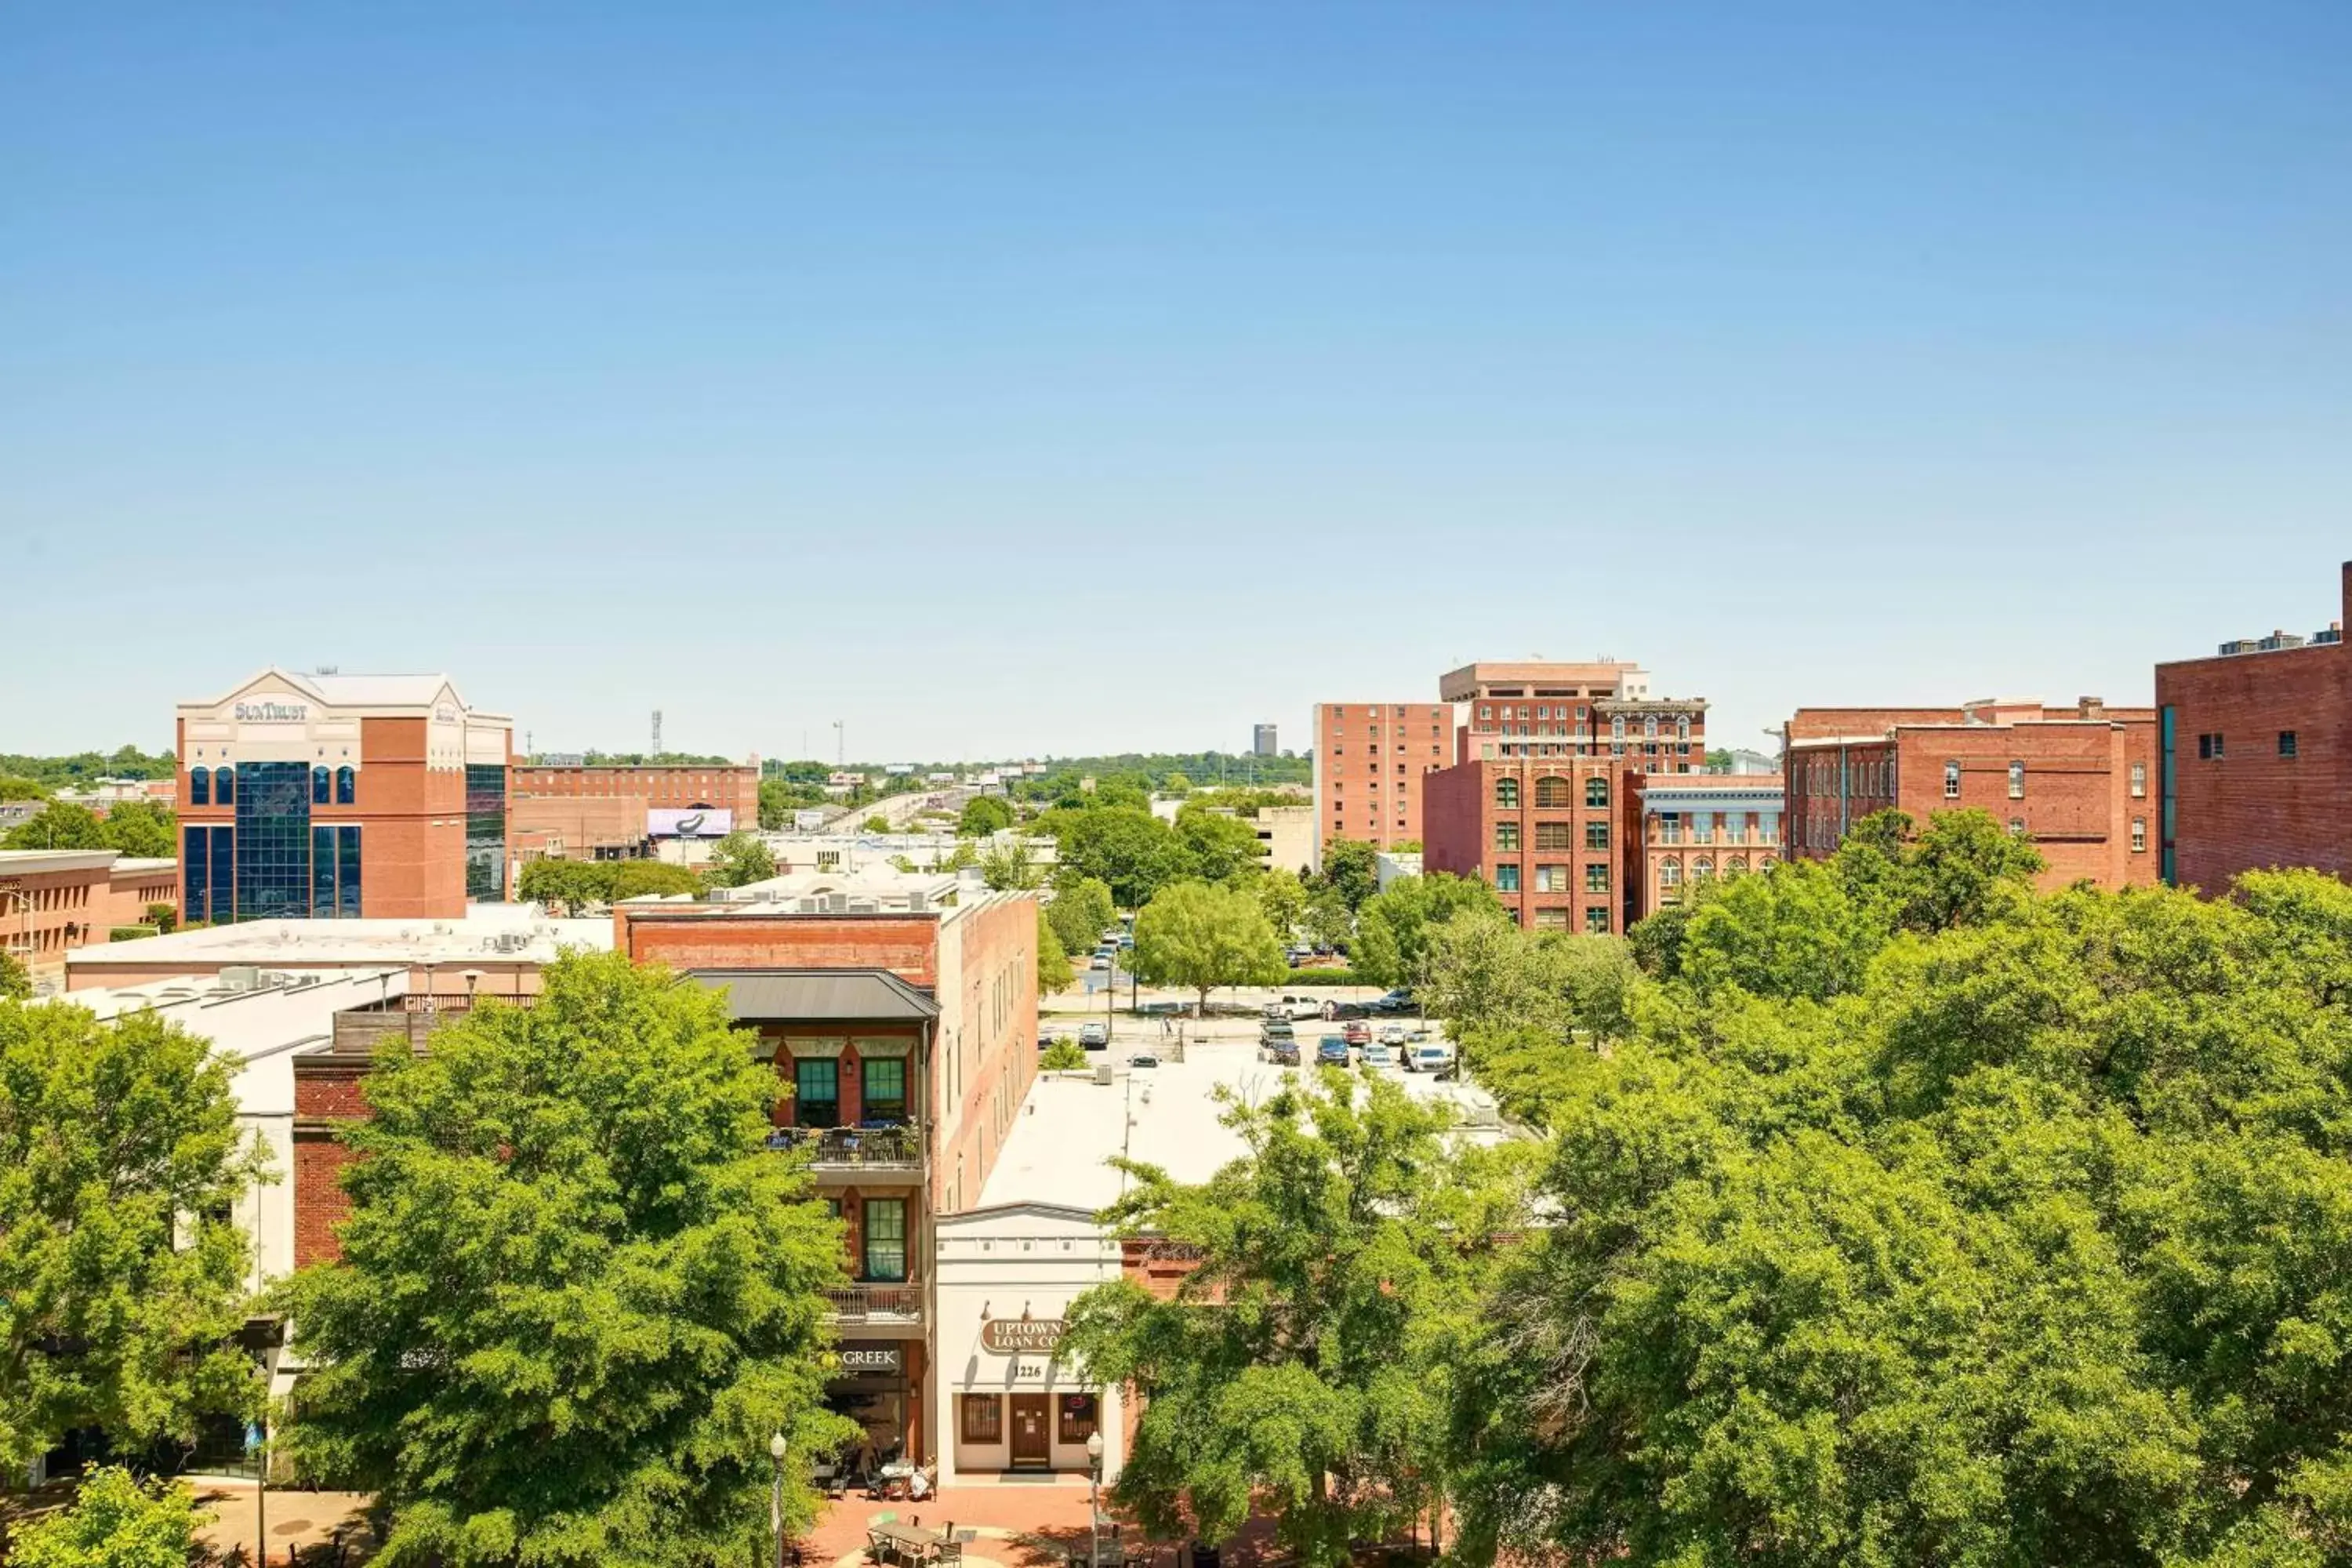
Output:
top-left (977, 1042), bottom-right (1512, 1213)
top-left (68, 908), bottom-right (611, 969)
top-left (54, 967), bottom-right (405, 1062)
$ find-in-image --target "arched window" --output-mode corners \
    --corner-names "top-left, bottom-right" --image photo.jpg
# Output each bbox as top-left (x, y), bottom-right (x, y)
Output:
top-left (1726, 855), bottom-right (1748, 877)
top-left (1759, 854), bottom-right (1777, 871)
top-left (1611, 716), bottom-right (1626, 740)
top-left (188, 767), bottom-right (209, 806)
top-left (1534, 775), bottom-right (1572, 808)
top-left (1693, 856), bottom-right (1714, 881)
top-left (312, 766), bottom-right (331, 804)
top-left (1644, 715), bottom-right (1658, 739)
top-left (2008, 760), bottom-right (2025, 799)
top-left (1495, 777), bottom-right (1519, 808)
top-left (1661, 858), bottom-right (1682, 887)
top-left (214, 767), bottom-right (235, 805)
top-left (336, 766), bottom-right (355, 804)
top-left (1677, 716), bottom-right (1690, 740)
top-left (1944, 761), bottom-right (1961, 800)
top-left (1585, 775), bottom-right (1609, 808)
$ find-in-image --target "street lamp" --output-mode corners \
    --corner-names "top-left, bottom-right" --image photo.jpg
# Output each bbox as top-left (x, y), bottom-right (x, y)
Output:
top-left (245, 1420), bottom-right (267, 1568)
top-left (768, 1432), bottom-right (789, 1568)
top-left (1086, 1429), bottom-right (1105, 1568)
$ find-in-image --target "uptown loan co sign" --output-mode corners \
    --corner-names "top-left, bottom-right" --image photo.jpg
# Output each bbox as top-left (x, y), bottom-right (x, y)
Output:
top-left (980, 1317), bottom-right (1066, 1356)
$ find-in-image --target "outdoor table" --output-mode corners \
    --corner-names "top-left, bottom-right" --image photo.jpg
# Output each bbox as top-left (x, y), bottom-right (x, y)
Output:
top-left (870, 1521), bottom-right (946, 1566)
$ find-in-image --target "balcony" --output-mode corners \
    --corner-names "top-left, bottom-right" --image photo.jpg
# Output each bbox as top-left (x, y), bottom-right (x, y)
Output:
top-left (765, 1122), bottom-right (926, 1177)
top-left (828, 1279), bottom-right (924, 1334)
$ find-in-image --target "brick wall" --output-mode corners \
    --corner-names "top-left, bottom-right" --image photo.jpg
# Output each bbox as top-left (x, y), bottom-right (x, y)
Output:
top-left (292, 1059), bottom-right (373, 1266)
top-left (619, 912), bottom-right (941, 987)
top-left (1422, 758), bottom-right (1630, 933)
top-left (2157, 566), bottom-right (2352, 894)
top-left (1315, 701), bottom-right (1455, 853)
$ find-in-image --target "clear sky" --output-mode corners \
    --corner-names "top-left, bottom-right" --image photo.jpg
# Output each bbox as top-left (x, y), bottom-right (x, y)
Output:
top-left (5, 2), bottom-right (2347, 764)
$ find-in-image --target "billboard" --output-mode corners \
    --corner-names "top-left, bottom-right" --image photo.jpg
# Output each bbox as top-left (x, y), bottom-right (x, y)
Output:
top-left (648, 808), bottom-right (733, 838)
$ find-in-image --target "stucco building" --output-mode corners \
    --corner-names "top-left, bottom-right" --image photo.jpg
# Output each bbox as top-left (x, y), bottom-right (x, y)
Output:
top-left (0, 849), bottom-right (181, 988)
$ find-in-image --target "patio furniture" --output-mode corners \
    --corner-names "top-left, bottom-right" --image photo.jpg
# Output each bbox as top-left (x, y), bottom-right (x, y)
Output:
top-left (869, 1520), bottom-right (948, 1567)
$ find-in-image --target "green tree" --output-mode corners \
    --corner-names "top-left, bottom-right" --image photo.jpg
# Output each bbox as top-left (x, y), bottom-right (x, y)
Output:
top-left (0, 1000), bottom-right (265, 1479)
top-left (956, 796), bottom-right (1015, 837)
top-left (12, 1466), bottom-right (207, 1568)
top-left (276, 953), bottom-right (855, 1568)
top-left (1174, 806), bottom-right (1264, 884)
top-left (1841, 806), bottom-right (2045, 934)
top-left (1058, 809), bottom-right (1185, 909)
top-left (1129, 880), bottom-right (1286, 1017)
top-left (705, 829), bottom-right (779, 889)
top-left (1676, 856), bottom-right (1886, 1003)
top-left (0, 776), bottom-right (50, 803)
top-left (1162, 771), bottom-right (1192, 795)
top-left (1036, 908), bottom-right (1074, 995)
top-left (1253, 868), bottom-right (1308, 942)
top-left (605, 860), bottom-right (706, 901)
top-left (2, 803), bottom-right (107, 851)
top-left (757, 777), bottom-right (827, 829)
top-left (1303, 885), bottom-right (1354, 953)
top-left (143, 902), bottom-right (178, 935)
top-left (517, 858), bottom-right (610, 914)
top-left (1040, 1039), bottom-right (1088, 1071)
top-left (1625, 902), bottom-right (1693, 978)
top-left (1316, 837), bottom-right (1380, 912)
top-left (1061, 1071), bottom-right (1532, 1567)
top-left (982, 839), bottom-right (1043, 891)
top-left (861, 814), bottom-right (891, 834)
top-left (1454, 869), bottom-right (2352, 1568)
top-left (1349, 873), bottom-right (1504, 990)
top-left (95, 800), bottom-right (176, 860)
top-left (0, 949), bottom-right (28, 1000)
top-left (1048, 878), bottom-right (1117, 959)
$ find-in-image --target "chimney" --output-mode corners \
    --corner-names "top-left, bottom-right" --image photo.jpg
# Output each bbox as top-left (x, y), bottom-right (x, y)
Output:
top-left (2077, 695), bottom-right (2106, 720)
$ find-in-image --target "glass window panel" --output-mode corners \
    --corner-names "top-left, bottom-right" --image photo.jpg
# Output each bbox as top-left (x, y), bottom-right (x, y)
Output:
top-left (214, 768), bottom-right (234, 805)
top-left (312, 826), bottom-right (336, 917)
top-left (339, 826), bottom-right (362, 919)
top-left (183, 826), bottom-right (209, 925)
top-left (209, 826), bottom-right (235, 924)
top-left (862, 1056), bottom-right (906, 1120)
top-left (312, 767), bottom-right (330, 805)
top-left (336, 765), bottom-right (355, 805)
top-left (232, 762), bottom-right (310, 922)
top-left (188, 768), bottom-right (209, 807)
top-left (465, 764), bottom-right (506, 900)
top-left (795, 1058), bottom-right (840, 1127)
top-left (862, 1197), bottom-right (907, 1282)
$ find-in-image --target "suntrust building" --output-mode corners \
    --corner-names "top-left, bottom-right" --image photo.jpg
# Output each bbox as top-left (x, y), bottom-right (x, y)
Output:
top-left (176, 670), bottom-right (514, 924)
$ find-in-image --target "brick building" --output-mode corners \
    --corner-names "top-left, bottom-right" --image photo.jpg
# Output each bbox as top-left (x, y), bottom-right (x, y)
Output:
top-left (1312, 701), bottom-right (1454, 859)
top-left (1782, 698), bottom-right (2158, 891)
top-left (0, 849), bottom-right (181, 986)
top-left (176, 669), bottom-right (513, 924)
top-left (511, 760), bottom-right (760, 831)
top-left (1634, 775), bottom-right (1784, 917)
top-left (2155, 563), bottom-right (2352, 893)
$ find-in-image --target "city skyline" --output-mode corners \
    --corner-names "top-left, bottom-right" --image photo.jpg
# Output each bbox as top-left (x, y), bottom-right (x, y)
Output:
top-left (7, 3), bottom-right (2350, 759)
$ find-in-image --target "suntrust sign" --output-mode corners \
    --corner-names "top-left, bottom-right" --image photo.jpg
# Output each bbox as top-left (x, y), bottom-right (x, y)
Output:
top-left (234, 699), bottom-right (310, 722)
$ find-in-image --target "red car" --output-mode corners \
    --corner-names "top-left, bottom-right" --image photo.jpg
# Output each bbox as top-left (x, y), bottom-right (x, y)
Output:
top-left (1341, 1020), bottom-right (1371, 1046)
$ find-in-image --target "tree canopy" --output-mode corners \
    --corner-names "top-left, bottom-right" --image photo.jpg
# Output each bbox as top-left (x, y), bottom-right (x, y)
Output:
top-left (0, 747), bottom-right (176, 790)
top-left (0, 800), bottom-right (179, 858)
top-left (276, 952), bottom-right (854, 1568)
top-left (1048, 877), bottom-right (1117, 958)
top-left (12, 1466), bottom-right (207, 1568)
top-left (1130, 880), bottom-right (1286, 1015)
top-left (956, 796), bottom-right (1015, 837)
top-left (1349, 873), bottom-right (1504, 989)
top-left (1174, 806), bottom-right (1265, 884)
top-left (2, 803), bottom-right (107, 851)
top-left (0, 1000), bottom-right (263, 1479)
top-left (1450, 832), bottom-right (2352, 1567)
top-left (703, 829), bottom-right (778, 888)
top-left (1036, 907), bottom-right (1074, 995)
top-left (1061, 1070), bottom-right (1534, 1568)
top-left (1315, 837), bottom-right (1380, 912)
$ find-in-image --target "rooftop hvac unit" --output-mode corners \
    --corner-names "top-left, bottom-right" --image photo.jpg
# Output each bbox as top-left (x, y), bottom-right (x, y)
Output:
top-left (1094, 1062), bottom-right (1115, 1087)
top-left (2218, 638), bottom-right (2260, 655)
top-left (2259, 631), bottom-right (2307, 652)
top-left (260, 970), bottom-right (297, 989)
top-left (219, 965), bottom-right (263, 992)
top-left (826, 893), bottom-right (849, 913)
top-left (2317, 627), bottom-right (2345, 645)
top-left (906, 892), bottom-right (927, 913)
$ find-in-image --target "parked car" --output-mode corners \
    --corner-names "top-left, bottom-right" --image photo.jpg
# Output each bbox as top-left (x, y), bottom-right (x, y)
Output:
top-left (1368, 989), bottom-right (1418, 1015)
top-left (1118, 934), bottom-right (1135, 949)
top-left (1359, 1042), bottom-right (1396, 1069)
top-left (1377, 1023), bottom-right (1409, 1047)
top-left (1273, 995), bottom-right (1324, 1021)
top-left (1262, 1039), bottom-right (1301, 1066)
top-left (1088, 954), bottom-right (1111, 971)
top-left (1321, 1000), bottom-right (1372, 1021)
top-left (1341, 1020), bottom-right (1372, 1046)
top-left (1316, 1036), bottom-right (1352, 1066)
top-left (1127, 1051), bottom-right (1160, 1069)
top-left (1260, 1020), bottom-right (1297, 1044)
top-left (1079, 1022), bottom-right (1109, 1049)
top-left (1406, 1042), bottom-right (1457, 1076)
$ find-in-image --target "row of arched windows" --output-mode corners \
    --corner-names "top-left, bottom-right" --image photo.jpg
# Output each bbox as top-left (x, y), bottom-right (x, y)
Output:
top-left (1494, 775), bottom-right (1612, 809)
top-left (1658, 853), bottom-right (1775, 888)
top-left (189, 765), bottom-right (354, 806)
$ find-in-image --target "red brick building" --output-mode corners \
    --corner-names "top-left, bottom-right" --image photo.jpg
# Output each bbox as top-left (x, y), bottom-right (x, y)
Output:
top-left (1312, 702), bottom-right (1454, 860)
top-left (176, 669), bottom-right (513, 923)
top-left (1634, 775), bottom-right (1784, 918)
top-left (511, 760), bottom-right (760, 839)
top-left (0, 849), bottom-right (181, 984)
top-left (1782, 698), bottom-right (2158, 891)
top-left (2155, 563), bottom-right (2352, 893)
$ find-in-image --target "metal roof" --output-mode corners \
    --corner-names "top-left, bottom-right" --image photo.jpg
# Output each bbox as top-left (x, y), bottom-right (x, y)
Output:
top-left (685, 968), bottom-right (940, 1025)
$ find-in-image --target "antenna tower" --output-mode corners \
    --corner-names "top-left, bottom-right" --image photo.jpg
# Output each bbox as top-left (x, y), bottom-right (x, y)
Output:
top-left (652, 710), bottom-right (663, 757)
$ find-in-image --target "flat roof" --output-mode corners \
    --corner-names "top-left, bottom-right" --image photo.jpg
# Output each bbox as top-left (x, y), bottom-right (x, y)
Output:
top-left (68, 911), bottom-right (612, 968)
top-left (53, 967), bottom-right (405, 1060)
top-left (977, 1043), bottom-right (1512, 1213)
top-left (0, 849), bottom-right (118, 874)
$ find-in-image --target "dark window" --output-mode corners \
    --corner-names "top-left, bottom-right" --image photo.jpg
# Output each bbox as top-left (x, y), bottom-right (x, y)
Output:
top-left (465, 764), bottom-right (506, 901)
top-left (862, 1056), bottom-right (907, 1121)
top-left (2280, 730), bottom-right (2299, 758)
top-left (1584, 907), bottom-right (1611, 935)
top-left (339, 825), bottom-right (362, 918)
top-left (208, 826), bottom-right (234, 925)
top-left (862, 1197), bottom-right (907, 1282)
top-left (1534, 822), bottom-right (1573, 851)
top-left (1584, 822), bottom-right (1609, 850)
top-left (794, 1058), bottom-right (840, 1127)
top-left (188, 768), bottom-right (209, 807)
top-left (214, 767), bottom-right (235, 805)
top-left (962, 1395), bottom-right (1002, 1443)
top-left (1585, 862), bottom-right (1609, 893)
top-left (233, 763), bottom-right (309, 923)
top-left (312, 826), bottom-right (336, 916)
top-left (1058, 1393), bottom-right (1099, 1444)
top-left (336, 765), bottom-right (356, 804)
top-left (312, 767), bottom-right (331, 805)
top-left (1585, 776), bottom-right (1610, 808)
top-left (183, 826), bottom-right (209, 924)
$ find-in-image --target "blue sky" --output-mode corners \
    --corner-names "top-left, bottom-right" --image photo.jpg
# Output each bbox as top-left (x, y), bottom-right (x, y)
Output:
top-left (5, 2), bottom-right (2347, 763)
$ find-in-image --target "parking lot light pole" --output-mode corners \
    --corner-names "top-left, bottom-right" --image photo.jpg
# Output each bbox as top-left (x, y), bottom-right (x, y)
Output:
top-left (769, 1432), bottom-right (788, 1568)
top-left (1086, 1430), bottom-right (1105, 1568)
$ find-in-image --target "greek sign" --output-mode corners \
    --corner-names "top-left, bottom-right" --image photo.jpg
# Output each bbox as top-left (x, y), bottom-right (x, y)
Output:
top-left (836, 1346), bottom-right (902, 1374)
top-left (981, 1317), bottom-right (1066, 1356)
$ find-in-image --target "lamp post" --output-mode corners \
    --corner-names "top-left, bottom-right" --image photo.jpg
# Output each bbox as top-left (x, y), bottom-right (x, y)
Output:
top-left (768, 1432), bottom-right (789, 1568)
top-left (1085, 1429), bottom-right (1105, 1568)
top-left (245, 1420), bottom-right (267, 1568)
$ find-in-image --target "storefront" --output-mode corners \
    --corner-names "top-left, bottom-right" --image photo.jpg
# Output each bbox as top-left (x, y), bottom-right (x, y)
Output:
top-left (933, 1201), bottom-right (1127, 1484)
top-left (825, 1340), bottom-right (927, 1471)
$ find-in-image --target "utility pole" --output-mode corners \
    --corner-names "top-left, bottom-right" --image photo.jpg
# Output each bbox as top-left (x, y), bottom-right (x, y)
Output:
top-left (652, 710), bottom-right (663, 759)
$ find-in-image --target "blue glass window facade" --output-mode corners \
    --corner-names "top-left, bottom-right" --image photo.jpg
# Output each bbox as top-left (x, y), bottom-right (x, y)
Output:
top-left (188, 768), bottom-right (210, 806)
top-left (312, 767), bottom-right (331, 805)
top-left (215, 768), bottom-right (235, 805)
top-left (234, 762), bottom-right (310, 922)
top-left (465, 764), bottom-right (506, 901)
top-left (207, 826), bottom-right (233, 925)
top-left (184, 826), bottom-right (209, 924)
top-left (312, 826), bottom-right (336, 916)
top-left (339, 826), bottom-right (361, 917)
top-left (336, 766), bottom-right (355, 805)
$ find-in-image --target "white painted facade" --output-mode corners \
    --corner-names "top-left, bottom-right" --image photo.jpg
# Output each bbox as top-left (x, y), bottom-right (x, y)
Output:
top-left (932, 1201), bottom-right (1126, 1484)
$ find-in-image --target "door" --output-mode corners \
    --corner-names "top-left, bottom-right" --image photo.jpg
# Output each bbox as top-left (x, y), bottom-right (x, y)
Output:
top-left (1009, 1395), bottom-right (1051, 1468)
